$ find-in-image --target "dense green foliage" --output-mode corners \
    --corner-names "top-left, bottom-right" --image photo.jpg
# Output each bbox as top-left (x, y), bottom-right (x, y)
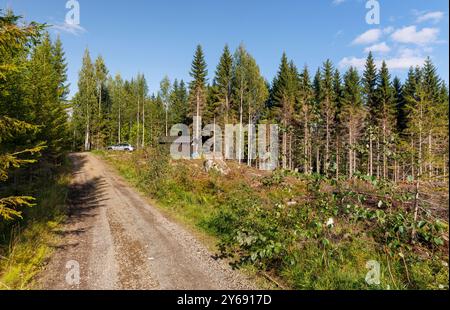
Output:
top-left (1, 7), bottom-right (448, 291)
top-left (101, 150), bottom-right (448, 290)
top-left (74, 39), bottom-right (448, 290)
top-left (72, 44), bottom-right (448, 187)
top-left (1, 10), bottom-right (69, 221)
top-left (1, 10), bottom-right (70, 289)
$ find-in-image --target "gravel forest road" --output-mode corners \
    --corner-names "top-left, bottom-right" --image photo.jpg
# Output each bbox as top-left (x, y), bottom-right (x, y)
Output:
top-left (38, 152), bottom-right (255, 290)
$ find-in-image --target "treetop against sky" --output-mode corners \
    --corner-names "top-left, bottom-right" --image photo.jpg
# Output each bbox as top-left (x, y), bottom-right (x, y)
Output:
top-left (2, 0), bottom-right (448, 97)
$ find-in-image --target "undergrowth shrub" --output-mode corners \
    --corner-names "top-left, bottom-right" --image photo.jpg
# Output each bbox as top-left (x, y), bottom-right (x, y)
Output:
top-left (100, 150), bottom-right (449, 290)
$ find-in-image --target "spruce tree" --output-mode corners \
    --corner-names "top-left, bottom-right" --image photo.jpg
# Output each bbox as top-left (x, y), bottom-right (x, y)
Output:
top-left (214, 45), bottom-right (233, 125)
top-left (231, 45), bottom-right (249, 163)
top-left (312, 68), bottom-right (322, 173)
top-left (363, 52), bottom-right (377, 176)
top-left (341, 67), bottom-right (364, 177)
top-left (376, 61), bottom-right (395, 179)
top-left (75, 48), bottom-right (97, 151)
top-left (245, 53), bottom-right (269, 166)
top-left (333, 69), bottom-right (343, 177)
top-left (0, 11), bottom-right (45, 220)
top-left (136, 74), bottom-right (148, 148)
top-left (363, 52), bottom-right (378, 111)
top-left (159, 76), bottom-right (171, 136)
top-left (403, 67), bottom-right (423, 178)
top-left (271, 53), bottom-right (297, 169)
top-left (319, 59), bottom-right (336, 176)
top-left (436, 82), bottom-right (449, 175)
top-left (189, 45), bottom-right (208, 157)
top-left (109, 74), bottom-right (125, 144)
top-left (94, 56), bottom-right (108, 148)
top-left (421, 58), bottom-right (442, 177)
top-left (28, 33), bottom-right (69, 162)
top-left (393, 77), bottom-right (405, 133)
top-left (299, 66), bottom-right (314, 174)
top-left (401, 67), bottom-right (418, 137)
top-left (170, 79), bottom-right (189, 125)
top-left (52, 36), bottom-right (69, 101)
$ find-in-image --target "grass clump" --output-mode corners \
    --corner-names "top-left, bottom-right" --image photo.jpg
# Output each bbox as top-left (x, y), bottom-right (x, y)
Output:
top-left (0, 163), bottom-right (71, 289)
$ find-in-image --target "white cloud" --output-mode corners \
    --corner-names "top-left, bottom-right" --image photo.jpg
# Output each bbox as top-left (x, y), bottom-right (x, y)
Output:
top-left (364, 42), bottom-right (391, 53)
top-left (391, 26), bottom-right (439, 45)
top-left (339, 48), bottom-right (426, 71)
top-left (416, 11), bottom-right (444, 24)
top-left (332, 0), bottom-right (346, 5)
top-left (397, 47), bottom-right (418, 58)
top-left (352, 29), bottom-right (382, 45)
top-left (384, 56), bottom-right (425, 70)
top-left (338, 57), bottom-right (366, 69)
top-left (52, 22), bottom-right (86, 36)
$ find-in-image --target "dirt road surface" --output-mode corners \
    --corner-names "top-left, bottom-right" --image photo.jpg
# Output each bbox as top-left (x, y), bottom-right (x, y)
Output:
top-left (38, 153), bottom-right (255, 290)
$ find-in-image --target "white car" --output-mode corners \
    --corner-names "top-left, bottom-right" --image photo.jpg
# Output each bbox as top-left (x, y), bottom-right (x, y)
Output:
top-left (107, 143), bottom-right (135, 151)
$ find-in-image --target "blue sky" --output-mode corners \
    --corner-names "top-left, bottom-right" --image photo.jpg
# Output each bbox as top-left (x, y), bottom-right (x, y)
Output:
top-left (2, 0), bottom-right (449, 98)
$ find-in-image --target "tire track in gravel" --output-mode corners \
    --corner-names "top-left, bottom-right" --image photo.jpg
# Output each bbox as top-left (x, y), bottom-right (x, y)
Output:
top-left (38, 152), bottom-right (256, 290)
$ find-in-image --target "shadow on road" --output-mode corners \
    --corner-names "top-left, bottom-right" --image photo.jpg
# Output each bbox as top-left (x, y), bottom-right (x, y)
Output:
top-left (52, 153), bottom-right (108, 244)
